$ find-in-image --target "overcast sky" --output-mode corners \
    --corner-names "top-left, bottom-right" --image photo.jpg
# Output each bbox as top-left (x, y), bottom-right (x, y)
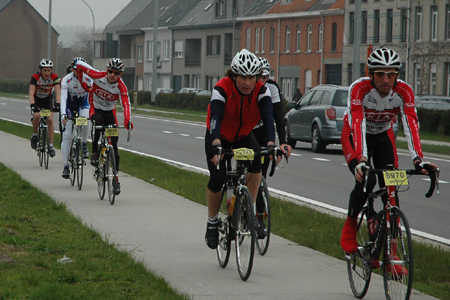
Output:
top-left (28, 0), bottom-right (133, 29)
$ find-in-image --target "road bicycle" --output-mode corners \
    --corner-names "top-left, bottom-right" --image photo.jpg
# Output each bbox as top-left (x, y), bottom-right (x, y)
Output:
top-left (255, 146), bottom-right (288, 256)
top-left (215, 146), bottom-right (279, 281)
top-left (67, 113), bottom-right (89, 190)
top-left (345, 165), bottom-right (439, 300)
top-left (33, 109), bottom-right (51, 169)
top-left (92, 123), bottom-right (131, 205)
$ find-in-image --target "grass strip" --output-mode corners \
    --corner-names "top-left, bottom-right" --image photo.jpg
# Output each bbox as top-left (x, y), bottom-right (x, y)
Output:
top-left (1, 119), bottom-right (450, 299)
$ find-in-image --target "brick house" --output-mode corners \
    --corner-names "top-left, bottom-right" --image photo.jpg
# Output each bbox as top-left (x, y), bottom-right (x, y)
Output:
top-left (238, 0), bottom-right (345, 101)
top-left (0, 0), bottom-right (59, 81)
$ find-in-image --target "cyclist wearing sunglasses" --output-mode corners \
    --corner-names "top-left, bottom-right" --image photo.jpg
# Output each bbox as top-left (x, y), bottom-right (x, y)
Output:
top-left (75, 58), bottom-right (134, 195)
top-left (204, 49), bottom-right (276, 249)
top-left (340, 47), bottom-right (438, 255)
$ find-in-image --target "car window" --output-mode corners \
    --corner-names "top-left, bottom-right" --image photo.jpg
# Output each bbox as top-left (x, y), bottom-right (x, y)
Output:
top-left (320, 91), bottom-right (331, 106)
top-left (299, 91), bottom-right (315, 107)
top-left (332, 90), bottom-right (349, 107)
top-left (309, 91), bottom-right (324, 106)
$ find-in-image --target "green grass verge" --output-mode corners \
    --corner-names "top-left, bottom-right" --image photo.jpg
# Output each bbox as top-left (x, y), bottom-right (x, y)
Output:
top-left (1, 120), bottom-right (450, 299)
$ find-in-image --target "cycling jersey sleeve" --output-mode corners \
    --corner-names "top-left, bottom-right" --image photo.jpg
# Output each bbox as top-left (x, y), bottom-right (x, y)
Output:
top-left (76, 61), bottom-right (106, 79)
top-left (118, 79), bottom-right (131, 123)
top-left (81, 74), bottom-right (92, 93)
top-left (273, 101), bottom-right (285, 144)
top-left (258, 90), bottom-right (275, 143)
top-left (348, 78), bottom-right (369, 161)
top-left (60, 75), bottom-right (69, 116)
top-left (209, 99), bottom-right (224, 141)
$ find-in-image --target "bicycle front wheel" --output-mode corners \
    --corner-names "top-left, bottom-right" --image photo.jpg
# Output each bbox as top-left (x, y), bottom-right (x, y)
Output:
top-left (76, 140), bottom-right (84, 190)
top-left (106, 147), bottom-right (117, 205)
top-left (38, 130), bottom-right (43, 167)
top-left (234, 187), bottom-right (255, 281)
top-left (256, 176), bottom-right (271, 255)
top-left (383, 208), bottom-right (413, 300)
top-left (69, 142), bottom-right (76, 186)
top-left (43, 128), bottom-right (49, 169)
top-left (347, 210), bottom-right (372, 299)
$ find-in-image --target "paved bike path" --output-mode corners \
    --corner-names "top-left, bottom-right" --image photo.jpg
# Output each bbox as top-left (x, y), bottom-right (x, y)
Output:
top-left (0, 131), bottom-right (437, 300)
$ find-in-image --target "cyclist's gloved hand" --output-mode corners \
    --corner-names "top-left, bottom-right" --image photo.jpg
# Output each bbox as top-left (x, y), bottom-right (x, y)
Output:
top-left (124, 119), bottom-right (134, 130)
top-left (52, 102), bottom-right (60, 112)
top-left (30, 103), bottom-right (40, 113)
top-left (414, 160), bottom-right (434, 172)
top-left (208, 143), bottom-right (222, 160)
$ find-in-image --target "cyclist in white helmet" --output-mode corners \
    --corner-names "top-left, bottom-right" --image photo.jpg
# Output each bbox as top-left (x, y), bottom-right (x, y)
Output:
top-left (204, 49), bottom-right (277, 249)
top-left (29, 58), bottom-right (61, 156)
top-left (340, 48), bottom-right (438, 275)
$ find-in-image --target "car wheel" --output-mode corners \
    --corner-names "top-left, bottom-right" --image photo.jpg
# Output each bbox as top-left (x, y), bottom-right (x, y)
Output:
top-left (311, 125), bottom-right (326, 153)
top-left (285, 122), bottom-right (296, 148)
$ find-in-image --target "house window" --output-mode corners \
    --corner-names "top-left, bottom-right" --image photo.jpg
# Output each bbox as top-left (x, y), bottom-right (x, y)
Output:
top-left (255, 28), bottom-right (260, 53)
top-left (270, 26), bottom-right (275, 52)
top-left (430, 64), bottom-right (437, 95)
top-left (216, 0), bottom-right (226, 17)
top-left (361, 11), bottom-right (367, 44)
top-left (373, 10), bottom-right (380, 43)
top-left (318, 23), bottom-right (323, 51)
top-left (206, 76), bottom-right (220, 90)
top-left (193, 75), bottom-right (200, 89)
top-left (446, 5), bottom-right (450, 41)
top-left (307, 24), bottom-right (312, 52)
top-left (246, 28), bottom-right (251, 50)
top-left (163, 40), bottom-right (170, 60)
top-left (147, 41), bottom-right (153, 60)
top-left (261, 27), bottom-right (265, 53)
top-left (414, 64), bottom-right (422, 94)
top-left (349, 12), bottom-right (354, 44)
top-left (331, 23), bottom-right (337, 51)
top-left (137, 45), bottom-right (142, 63)
top-left (348, 63), bottom-right (353, 84)
top-left (296, 25), bottom-right (301, 52)
top-left (174, 40), bottom-right (183, 58)
top-left (415, 6), bottom-right (422, 42)
top-left (207, 35), bottom-right (220, 56)
top-left (285, 26), bottom-right (290, 53)
top-left (431, 5), bottom-right (438, 41)
top-left (94, 41), bottom-right (105, 58)
top-left (401, 9), bottom-right (408, 42)
top-left (386, 9), bottom-right (393, 43)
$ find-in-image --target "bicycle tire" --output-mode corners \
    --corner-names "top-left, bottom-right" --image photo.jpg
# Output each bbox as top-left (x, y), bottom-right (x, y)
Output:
top-left (217, 188), bottom-right (232, 268)
top-left (256, 176), bottom-right (271, 255)
top-left (37, 129), bottom-right (43, 167)
top-left (76, 140), bottom-right (84, 190)
top-left (43, 127), bottom-right (49, 169)
top-left (234, 187), bottom-right (255, 281)
top-left (97, 154), bottom-right (106, 200)
top-left (69, 141), bottom-right (76, 186)
top-left (106, 146), bottom-right (117, 205)
top-left (383, 208), bottom-right (413, 300)
top-left (347, 209), bottom-right (372, 299)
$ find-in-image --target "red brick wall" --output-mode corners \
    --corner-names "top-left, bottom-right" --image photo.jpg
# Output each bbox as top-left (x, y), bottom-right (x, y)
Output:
top-left (0, 0), bottom-right (59, 81)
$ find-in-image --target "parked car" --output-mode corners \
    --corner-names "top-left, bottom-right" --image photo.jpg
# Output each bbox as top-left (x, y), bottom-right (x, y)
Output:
top-left (284, 84), bottom-right (348, 152)
top-left (196, 90), bottom-right (212, 96)
top-left (415, 99), bottom-right (450, 110)
top-left (177, 88), bottom-right (200, 94)
top-left (415, 95), bottom-right (450, 104)
top-left (156, 88), bottom-right (174, 94)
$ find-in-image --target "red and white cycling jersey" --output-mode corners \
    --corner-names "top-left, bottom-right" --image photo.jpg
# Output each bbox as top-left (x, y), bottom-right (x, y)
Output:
top-left (76, 61), bottom-right (130, 122)
top-left (30, 73), bottom-right (60, 98)
top-left (348, 77), bottom-right (423, 161)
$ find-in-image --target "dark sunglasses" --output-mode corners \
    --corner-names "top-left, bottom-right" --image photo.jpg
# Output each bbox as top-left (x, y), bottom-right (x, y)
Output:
top-left (261, 75), bottom-right (268, 80)
top-left (372, 70), bottom-right (398, 79)
top-left (108, 70), bottom-right (121, 75)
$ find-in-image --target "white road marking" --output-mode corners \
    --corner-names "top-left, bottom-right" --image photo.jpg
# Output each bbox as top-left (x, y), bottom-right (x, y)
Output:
top-left (312, 158), bottom-right (330, 162)
top-left (162, 131), bottom-right (173, 134)
top-left (179, 134), bottom-right (190, 137)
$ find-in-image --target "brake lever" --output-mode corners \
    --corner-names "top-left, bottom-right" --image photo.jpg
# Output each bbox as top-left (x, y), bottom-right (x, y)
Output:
top-left (216, 146), bottom-right (223, 170)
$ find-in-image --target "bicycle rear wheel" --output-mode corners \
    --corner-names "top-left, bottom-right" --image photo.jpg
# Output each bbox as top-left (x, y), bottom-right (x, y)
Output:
top-left (234, 187), bottom-right (255, 281)
top-left (76, 141), bottom-right (84, 190)
top-left (256, 176), bottom-right (271, 255)
top-left (346, 210), bottom-right (372, 299)
top-left (69, 141), bottom-right (76, 186)
top-left (383, 208), bottom-right (413, 300)
top-left (217, 187), bottom-right (232, 268)
top-left (106, 147), bottom-right (117, 205)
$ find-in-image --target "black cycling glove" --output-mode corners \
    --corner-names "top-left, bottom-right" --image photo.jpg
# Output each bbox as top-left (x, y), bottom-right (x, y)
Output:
top-left (52, 102), bottom-right (60, 112)
top-left (414, 160), bottom-right (434, 172)
top-left (208, 143), bottom-right (222, 160)
top-left (30, 103), bottom-right (40, 113)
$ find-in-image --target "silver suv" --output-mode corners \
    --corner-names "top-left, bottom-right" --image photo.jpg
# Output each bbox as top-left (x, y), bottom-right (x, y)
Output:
top-left (284, 84), bottom-right (348, 152)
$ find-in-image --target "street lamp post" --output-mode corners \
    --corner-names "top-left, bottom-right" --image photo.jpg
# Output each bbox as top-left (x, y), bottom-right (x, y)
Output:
top-left (81, 0), bottom-right (95, 65)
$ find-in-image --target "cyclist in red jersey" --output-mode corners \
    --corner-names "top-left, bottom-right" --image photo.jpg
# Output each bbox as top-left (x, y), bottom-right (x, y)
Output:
top-left (75, 58), bottom-right (133, 196)
top-left (204, 49), bottom-right (278, 249)
top-left (340, 48), bottom-right (438, 258)
top-left (29, 58), bottom-right (61, 156)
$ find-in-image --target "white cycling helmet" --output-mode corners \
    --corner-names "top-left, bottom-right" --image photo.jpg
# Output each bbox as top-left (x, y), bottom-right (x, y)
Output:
top-left (107, 58), bottom-right (125, 72)
top-left (39, 58), bottom-right (53, 68)
top-left (258, 57), bottom-right (271, 76)
top-left (367, 48), bottom-right (402, 70)
top-left (231, 49), bottom-right (261, 76)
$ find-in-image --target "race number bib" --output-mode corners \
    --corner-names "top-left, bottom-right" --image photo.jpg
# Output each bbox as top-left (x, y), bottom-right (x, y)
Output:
top-left (105, 128), bottom-right (119, 137)
top-left (75, 117), bottom-right (88, 126)
top-left (40, 109), bottom-right (51, 117)
top-left (383, 170), bottom-right (408, 186)
top-left (233, 148), bottom-right (255, 161)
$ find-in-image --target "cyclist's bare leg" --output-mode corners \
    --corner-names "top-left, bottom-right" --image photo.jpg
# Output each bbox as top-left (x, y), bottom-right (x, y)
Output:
top-left (246, 171), bottom-right (262, 205)
top-left (32, 112), bottom-right (40, 134)
top-left (207, 188), bottom-right (221, 217)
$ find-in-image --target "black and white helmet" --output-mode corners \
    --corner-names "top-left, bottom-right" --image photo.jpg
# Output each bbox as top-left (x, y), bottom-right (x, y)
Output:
top-left (231, 49), bottom-right (261, 76)
top-left (71, 57), bottom-right (85, 69)
top-left (367, 48), bottom-right (402, 70)
top-left (39, 58), bottom-right (53, 68)
top-left (107, 58), bottom-right (125, 72)
top-left (258, 57), bottom-right (271, 76)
